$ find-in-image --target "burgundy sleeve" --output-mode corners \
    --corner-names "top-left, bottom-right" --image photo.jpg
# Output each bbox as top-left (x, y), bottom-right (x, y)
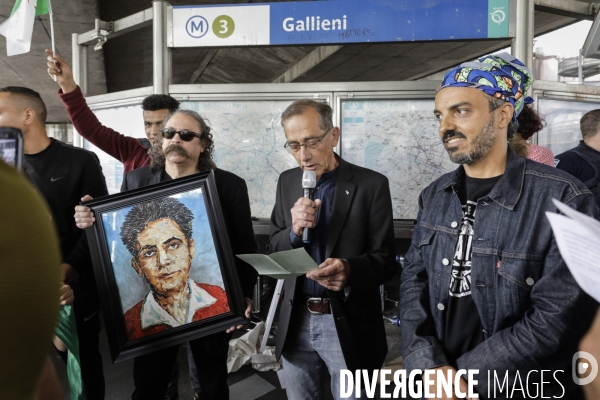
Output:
top-left (58, 86), bottom-right (147, 165)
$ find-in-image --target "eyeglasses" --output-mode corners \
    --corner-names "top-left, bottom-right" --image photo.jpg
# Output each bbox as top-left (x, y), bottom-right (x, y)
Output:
top-left (284, 129), bottom-right (331, 153)
top-left (161, 128), bottom-right (203, 142)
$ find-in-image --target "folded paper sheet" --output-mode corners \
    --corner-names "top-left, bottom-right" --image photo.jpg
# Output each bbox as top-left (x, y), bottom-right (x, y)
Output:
top-left (237, 248), bottom-right (319, 279)
top-left (546, 199), bottom-right (600, 303)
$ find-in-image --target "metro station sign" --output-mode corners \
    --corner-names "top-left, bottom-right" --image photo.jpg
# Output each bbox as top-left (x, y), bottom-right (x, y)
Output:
top-left (170, 0), bottom-right (511, 48)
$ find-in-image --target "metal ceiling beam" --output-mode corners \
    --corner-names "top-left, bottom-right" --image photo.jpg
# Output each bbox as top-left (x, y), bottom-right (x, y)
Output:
top-left (190, 49), bottom-right (219, 83)
top-left (406, 40), bottom-right (512, 81)
top-left (76, 8), bottom-right (153, 45)
top-left (273, 45), bottom-right (343, 83)
top-left (534, 0), bottom-right (598, 20)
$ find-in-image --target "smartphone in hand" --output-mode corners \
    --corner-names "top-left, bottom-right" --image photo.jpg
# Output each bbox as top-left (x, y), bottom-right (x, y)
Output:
top-left (0, 127), bottom-right (24, 171)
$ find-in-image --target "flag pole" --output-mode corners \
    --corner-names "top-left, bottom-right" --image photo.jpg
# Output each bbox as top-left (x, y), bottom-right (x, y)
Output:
top-left (47, 0), bottom-right (56, 81)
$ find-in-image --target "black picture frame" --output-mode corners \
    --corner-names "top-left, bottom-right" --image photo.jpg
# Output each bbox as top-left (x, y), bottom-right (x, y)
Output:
top-left (85, 171), bottom-right (247, 363)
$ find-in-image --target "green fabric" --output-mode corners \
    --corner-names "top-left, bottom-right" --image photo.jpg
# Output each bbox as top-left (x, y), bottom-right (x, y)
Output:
top-left (11, 0), bottom-right (49, 16)
top-left (54, 305), bottom-right (87, 400)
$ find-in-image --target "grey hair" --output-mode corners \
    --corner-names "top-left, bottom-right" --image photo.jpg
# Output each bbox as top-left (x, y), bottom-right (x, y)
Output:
top-left (488, 96), bottom-right (519, 139)
top-left (281, 99), bottom-right (333, 133)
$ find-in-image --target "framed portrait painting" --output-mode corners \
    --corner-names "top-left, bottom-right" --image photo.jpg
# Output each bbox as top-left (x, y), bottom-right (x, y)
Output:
top-left (85, 171), bottom-right (247, 362)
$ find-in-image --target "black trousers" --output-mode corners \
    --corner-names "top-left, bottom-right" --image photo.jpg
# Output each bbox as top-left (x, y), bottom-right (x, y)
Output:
top-left (131, 331), bottom-right (231, 400)
top-left (73, 310), bottom-right (105, 400)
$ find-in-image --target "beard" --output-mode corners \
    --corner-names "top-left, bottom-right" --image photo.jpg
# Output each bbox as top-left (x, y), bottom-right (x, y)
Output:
top-left (443, 114), bottom-right (496, 165)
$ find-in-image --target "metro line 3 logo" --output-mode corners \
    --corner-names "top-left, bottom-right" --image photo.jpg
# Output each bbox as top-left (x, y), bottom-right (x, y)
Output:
top-left (186, 15), bottom-right (235, 39)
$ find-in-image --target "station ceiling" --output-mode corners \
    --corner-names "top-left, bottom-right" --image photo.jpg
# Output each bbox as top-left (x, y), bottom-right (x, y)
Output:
top-left (0, 0), bottom-right (588, 123)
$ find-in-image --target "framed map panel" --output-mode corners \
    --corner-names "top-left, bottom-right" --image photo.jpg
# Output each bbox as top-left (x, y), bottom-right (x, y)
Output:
top-left (339, 98), bottom-right (456, 220)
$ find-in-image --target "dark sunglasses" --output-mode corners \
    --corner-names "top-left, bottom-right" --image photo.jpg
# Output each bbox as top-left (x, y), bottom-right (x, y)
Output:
top-left (161, 128), bottom-right (203, 142)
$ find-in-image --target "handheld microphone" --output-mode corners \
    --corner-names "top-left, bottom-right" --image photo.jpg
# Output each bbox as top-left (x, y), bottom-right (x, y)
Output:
top-left (302, 170), bottom-right (317, 244)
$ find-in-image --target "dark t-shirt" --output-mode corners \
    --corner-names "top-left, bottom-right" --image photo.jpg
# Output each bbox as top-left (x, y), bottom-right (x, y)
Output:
top-left (23, 138), bottom-right (108, 265)
top-left (444, 174), bottom-right (502, 365)
top-left (23, 138), bottom-right (108, 315)
top-left (555, 141), bottom-right (600, 184)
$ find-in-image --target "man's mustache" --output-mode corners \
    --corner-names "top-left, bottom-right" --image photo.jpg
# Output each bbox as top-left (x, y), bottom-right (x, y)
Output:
top-left (164, 144), bottom-right (190, 157)
top-left (442, 130), bottom-right (467, 142)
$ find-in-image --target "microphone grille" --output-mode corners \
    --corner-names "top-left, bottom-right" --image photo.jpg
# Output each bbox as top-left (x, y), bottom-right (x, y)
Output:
top-left (302, 170), bottom-right (317, 188)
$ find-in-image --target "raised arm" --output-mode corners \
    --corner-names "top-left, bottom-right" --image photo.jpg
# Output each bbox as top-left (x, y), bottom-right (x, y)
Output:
top-left (46, 50), bottom-right (146, 164)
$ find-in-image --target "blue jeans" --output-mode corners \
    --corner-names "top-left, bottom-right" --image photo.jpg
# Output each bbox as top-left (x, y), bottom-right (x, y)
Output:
top-left (281, 304), bottom-right (357, 400)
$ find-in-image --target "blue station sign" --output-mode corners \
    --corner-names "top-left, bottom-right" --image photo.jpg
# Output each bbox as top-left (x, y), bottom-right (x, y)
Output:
top-left (171, 0), bottom-right (511, 48)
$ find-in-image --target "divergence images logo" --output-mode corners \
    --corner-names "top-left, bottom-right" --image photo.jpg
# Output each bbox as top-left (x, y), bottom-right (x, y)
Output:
top-left (490, 9), bottom-right (506, 25)
top-left (186, 16), bottom-right (209, 38)
top-left (573, 351), bottom-right (599, 386)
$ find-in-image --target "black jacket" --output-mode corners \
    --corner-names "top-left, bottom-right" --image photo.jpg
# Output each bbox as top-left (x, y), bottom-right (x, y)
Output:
top-left (267, 157), bottom-right (397, 372)
top-left (122, 166), bottom-right (258, 298)
top-left (24, 138), bottom-right (108, 316)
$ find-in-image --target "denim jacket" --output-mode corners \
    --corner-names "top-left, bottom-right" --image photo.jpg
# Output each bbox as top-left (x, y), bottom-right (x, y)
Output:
top-left (400, 146), bottom-right (598, 398)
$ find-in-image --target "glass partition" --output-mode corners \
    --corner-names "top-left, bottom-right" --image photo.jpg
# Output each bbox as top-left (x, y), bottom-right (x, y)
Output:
top-left (537, 98), bottom-right (600, 156)
top-left (339, 98), bottom-right (455, 220)
top-left (83, 103), bottom-right (145, 194)
top-left (81, 81), bottom-right (448, 220)
top-left (180, 100), bottom-right (298, 218)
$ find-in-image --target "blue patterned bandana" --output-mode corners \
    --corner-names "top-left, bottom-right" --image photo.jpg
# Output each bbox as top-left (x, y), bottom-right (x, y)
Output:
top-left (437, 52), bottom-right (533, 120)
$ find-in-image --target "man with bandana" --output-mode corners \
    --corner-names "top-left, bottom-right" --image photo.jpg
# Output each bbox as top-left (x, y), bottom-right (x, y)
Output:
top-left (400, 53), bottom-right (599, 399)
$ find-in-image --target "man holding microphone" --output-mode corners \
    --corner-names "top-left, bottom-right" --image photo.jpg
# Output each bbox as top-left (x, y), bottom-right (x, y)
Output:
top-left (267, 99), bottom-right (397, 400)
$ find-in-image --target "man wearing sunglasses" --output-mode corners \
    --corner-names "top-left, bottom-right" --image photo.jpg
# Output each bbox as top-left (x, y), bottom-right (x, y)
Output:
top-left (75, 109), bottom-right (258, 400)
top-left (48, 50), bottom-right (193, 400)
top-left (46, 50), bottom-right (179, 174)
top-left (267, 99), bottom-right (397, 400)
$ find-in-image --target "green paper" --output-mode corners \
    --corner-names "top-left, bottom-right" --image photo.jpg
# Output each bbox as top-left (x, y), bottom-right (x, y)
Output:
top-left (237, 248), bottom-right (318, 279)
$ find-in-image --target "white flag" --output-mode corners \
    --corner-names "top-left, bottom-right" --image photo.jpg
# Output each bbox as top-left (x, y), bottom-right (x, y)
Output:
top-left (0, 0), bottom-right (39, 56)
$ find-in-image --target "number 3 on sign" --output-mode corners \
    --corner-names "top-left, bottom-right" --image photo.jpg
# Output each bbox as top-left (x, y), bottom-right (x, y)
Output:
top-left (213, 15), bottom-right (235, 38)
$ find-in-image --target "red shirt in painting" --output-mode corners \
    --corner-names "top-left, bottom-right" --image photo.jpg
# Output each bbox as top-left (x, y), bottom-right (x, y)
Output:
top-left (123, 282), bottom-right (230, 341)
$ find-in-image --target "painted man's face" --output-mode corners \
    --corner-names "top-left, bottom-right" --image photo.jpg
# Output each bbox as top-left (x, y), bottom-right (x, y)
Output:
top-left (132, 218), bottom-right (194, 296)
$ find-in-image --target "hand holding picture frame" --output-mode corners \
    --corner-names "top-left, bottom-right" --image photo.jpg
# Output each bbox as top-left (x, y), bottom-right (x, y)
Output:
top-left (85, 171), bottom-right (247, 362)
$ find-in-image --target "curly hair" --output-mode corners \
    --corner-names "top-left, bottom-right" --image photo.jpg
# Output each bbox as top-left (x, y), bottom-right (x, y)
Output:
top-left (141, 95), bottom-right (179, 113)
top-left (508, 133), bottom-right (529, 157)
top-left (516, 105), bottom-right (545, 140)
top-left (148, 109), bottom-right (216, 172)
top-left (119, 197), bottom-right (193, 257)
